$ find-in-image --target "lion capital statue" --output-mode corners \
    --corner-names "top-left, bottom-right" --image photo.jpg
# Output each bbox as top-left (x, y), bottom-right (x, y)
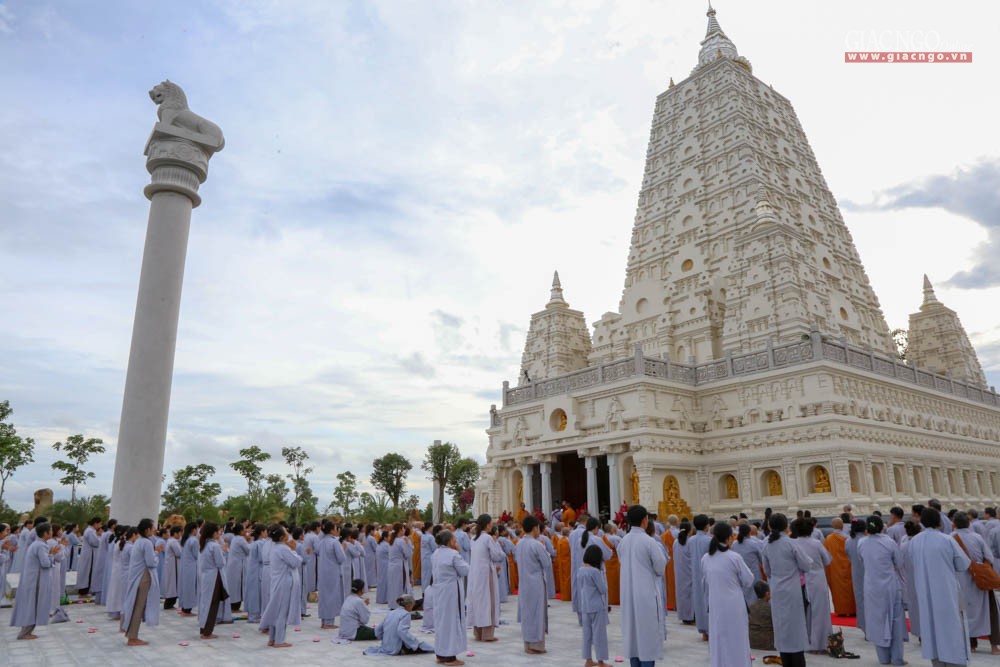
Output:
top-left (149, 80), bottom-right (225, 150)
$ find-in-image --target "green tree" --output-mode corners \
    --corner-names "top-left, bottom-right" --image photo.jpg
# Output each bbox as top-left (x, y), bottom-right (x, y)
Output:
top-left (47, 494), bottom-right (109, 527)
top-left (421, 441), bottom-right (460, 521)
top-left (370, 452), bottom-right (412, 509)
top-left (161, 464), bottom-right (221, 520)
top-left (229, 445), bottom-right (273, 521)
top-left (0, 400), bottom-right (36, 506)
top-left (446, 457), bottom-right (481, 512)
top-left (329, 471), bottom-right (359, 517)
top-left (51, 434), bottom-right (106, 503)
top-left (891, 328), bottom-right (908, 361)
top-left (357, 491), bottom-right (392, 523)
top-left (281, 446), bottom-right (315, 525)
top-left (264, 473), bottom-right (288, 506)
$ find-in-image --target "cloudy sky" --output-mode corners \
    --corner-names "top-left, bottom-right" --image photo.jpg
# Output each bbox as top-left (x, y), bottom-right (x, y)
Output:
top-left (2, 1), bottom-right (999, 512)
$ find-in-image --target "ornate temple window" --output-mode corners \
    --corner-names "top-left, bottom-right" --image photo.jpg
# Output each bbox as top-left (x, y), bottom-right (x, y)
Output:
top-left (549, 409), bottom-right (568, 432)
top-left (808, 465), bottom-right (832, 494)
top-left (719, 473), bottom-right (739, 500)
top-left (762, 469), bottom-right (783, 497)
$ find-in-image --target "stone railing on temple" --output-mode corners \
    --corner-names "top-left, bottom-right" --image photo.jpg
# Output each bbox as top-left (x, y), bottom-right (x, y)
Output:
top-left (502, 330), bottom-right (1000, 409)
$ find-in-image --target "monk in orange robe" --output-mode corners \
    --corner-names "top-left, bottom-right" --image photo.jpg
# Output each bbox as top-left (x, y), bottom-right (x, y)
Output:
top-left (556, 530), bottom-right (572, 602)
top-left (410, 527), bottom-right (422, 582)
top-left (561, 502), bottom-right (578, 527)
top-left (551, 533), bottom-right (562, 595)
top-left (508, 536), bottom-right (519, 592)
top-left (824, 520), bottom-right (855, 616)
top-left (515, 503), bottom-right (528, 526)
top-left (602, 534), bottom-right (621, 605)
top-left (662, 529), bottom-right (677, 610)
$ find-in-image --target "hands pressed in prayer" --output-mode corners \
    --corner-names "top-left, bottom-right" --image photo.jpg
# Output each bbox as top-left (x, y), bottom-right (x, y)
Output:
top-left (287, 538), bottom-right (298, 551)
top-left (155, 543), bottom-right (165, 553)
top-left (49, 545), bottom-right (62, 555)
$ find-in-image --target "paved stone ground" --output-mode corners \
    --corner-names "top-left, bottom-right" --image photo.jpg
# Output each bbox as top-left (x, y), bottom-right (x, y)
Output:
top-left (1, 591), bottom-right (994, 667)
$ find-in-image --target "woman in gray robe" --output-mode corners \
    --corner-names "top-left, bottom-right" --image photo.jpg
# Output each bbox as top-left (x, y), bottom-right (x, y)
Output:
top-left (160, 526), bottom-right (182, 610)
top-left (76, 519), bottom-right (101, 594)
top-left (732, 523), bottom-right (764, 607)
top-left (762, 513), bottom-right (812, 667)
top-left (179, 523), bottom-right (199, 614)
top-left (420, 522), bottom-right (437, 591)
top-left (105, 530), bottom-right (127, 620)
top-left (244, 526), bottom-right (264, 622)
top-left (618, 505), bottom-right (668, 666)
top-left (196, 523), bottom-right (229, 640)
top-left (225, 526), bottom-right (250, 611)
top-left (844, 519), bottom-right (867, 634)
top-left (687, 514), bottom-right (713, 638)
top-left (121, 519), bottom-right (160, 645)
top-left (515, 517), bottom-right (549, 654)
top-left (899, 522), bottom-right (921, 639)
top-left (318, 520), bottom-right (346, 628)
top-left (363, 526), bottom-right (378, 589)
top-left (791, 518), bottom-right (833, 652)
top-left (0, 524), bottom-right (11, 603)
top-left (259, 526), bottom-right (302, 647)
top-left (702, 522), bottom-right (755, 667)
top-left (259, 536), bottom-right (274, 617)
top-left (338, 578), bottom-right (376, 640)
top-left (9, 524), bottom-right (59, 639)
top-left (576, 545), bottom-right (609, 664)
top-left (539, 529), bottom-right (557, 600)
top-left (376, 532), bottom-right (390, 604)
top-left (363, 596), bottom-right (434, 655)
top-left (909, 507), bottom-right (971, 666)
top-left (952, 511), bottom-right (1000, 652)
top-left (468, 514), bottom-right (504, 641)
top-left (673, 522), bottom-right (694, 622)
top-left (431, 530), bottom-right (469, 666)
top-left (386, 527), bottom-right (411, 610)
top-left (497, 527), bottom-right (515, 601)
top-left (858, 514), bottom-right (907, 666)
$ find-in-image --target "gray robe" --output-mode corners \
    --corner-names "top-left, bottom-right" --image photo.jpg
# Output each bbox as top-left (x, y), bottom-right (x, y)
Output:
top-left (385, 539), bottom-right (410, 609)
top-left (497, 536), bottom-right (515, 601)
top-left (420, 531), bottom-right (437, 590)
top-left (575, 565), bottom-right (609, 661)
top-left (318, 533), bottom-right (346, 623)
top-left (687, 531), bottom-right (712, 633)
top-left (762, 535), bottom-right (812, 653)
top-left (303, 531), bottom-right (318, 593)
top-left (121, 536), bottom-right (159, 630)
top-left (731, 537), bottom-right (764, 606)
top-left (160, 537), bottom-right (181, 599)
top-left (432, 547), bottom-right (469, 657)
top-left (701, 549), bottom-right (754, 667)
top-left (258, 542), bottom-right (302, 643)
top-left (259, 539), bottom-right (273, 613)
top-left (245, 539), bottom-right (263, 621)
top-left (9, 539), bottom-right (52, 628)
top-left (794, 536), bottom-right (833, 651)
top-left (76, 527), bottom-right (100, 590)
top-left (375, 540), bottom-right (390, 604)
top-left (673, 536), bottom-right (694, 621)
top-left (225, 535), bottom-right (249, 604)
top-left (364, 534), bottom-right (378, 587)
top-left (618, 525), bottom-right (667, 662)
top-left (572, 532), bottom-right (612, 614)
top-left (338, 594), bottom-right (371, 640)
top-left (363, 607), bottom-right (434, 655)
top-left (858, 533), bottom-right (906, 649)
top-left (456, 529), bottom-right (472, 566)
top-left (909, 528), bottom-right (971, 665)
top-left (105, 542), bottom-right (124, 614)
top-left (467, 533), bottom-right (503, 628)
top-left (539, 534), bottom-right (557, 599)
top-left (899, 536), bottom-right (920, 638)
top-left (953, 527), bottom-right (994, 637)
top-left (179, 535), bottom-right (199, 610)
top-left (845, 534), bottom-right (866, 634)
top-left (197, 540), bottom-right (229, 629)
top-left (514, 535), bottom-right (548, 644)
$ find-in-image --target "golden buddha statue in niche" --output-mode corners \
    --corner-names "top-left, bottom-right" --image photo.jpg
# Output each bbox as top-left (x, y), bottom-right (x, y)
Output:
top-left (631, 465), bottom-right (640, 504)
top-left (813, 466), bottom-right (832, 493)
top-left (658, 475), bottom-right (693, 518)
top-left (725, 475), bottom-right (739, 499)
top-left (767, 470), bottom-right (783, 496)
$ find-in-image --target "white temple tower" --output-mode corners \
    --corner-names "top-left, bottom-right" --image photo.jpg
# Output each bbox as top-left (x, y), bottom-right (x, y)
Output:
top-left (519, 271), bottom-right (593, 385)
top-left (907, 275), bottom-right (987, 387)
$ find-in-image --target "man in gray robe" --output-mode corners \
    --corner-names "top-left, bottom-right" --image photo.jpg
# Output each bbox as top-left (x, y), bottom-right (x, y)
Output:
top-left (619, 505), bottom-right (667, 667)
top-left (687, 514), bottom-right (712, 639)
top-left (910, 508), bottom-right (971, 667)
top-left (515, 516), bottom-right (549, 654)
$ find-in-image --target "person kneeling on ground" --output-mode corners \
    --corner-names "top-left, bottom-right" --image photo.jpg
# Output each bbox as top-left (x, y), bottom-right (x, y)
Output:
top-left (363, 594), bottom-right (435, 656)
top-left (749, 580), bottom-right (780, 664)
top-left (339, 579), bottom-right (377, 641)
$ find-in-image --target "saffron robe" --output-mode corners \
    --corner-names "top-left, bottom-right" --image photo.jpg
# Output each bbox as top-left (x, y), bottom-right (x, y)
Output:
top-left (823, 531), bottom-right (856, 616)
top-left (661, 530), bottom-right (676, 610)
top-left (603, 534), bottom-right (621, 606)
top-left (556, 535), bottom-right (572, 601)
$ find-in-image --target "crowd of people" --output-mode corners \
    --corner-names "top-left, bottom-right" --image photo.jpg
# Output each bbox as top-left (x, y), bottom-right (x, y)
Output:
top-left (1, 496), bottom-right (998, 667)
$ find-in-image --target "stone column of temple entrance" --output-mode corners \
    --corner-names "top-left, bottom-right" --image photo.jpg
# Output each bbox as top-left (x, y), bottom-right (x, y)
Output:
top-left (607, 454), bottom-right (621, 515)
top-left (521, 463), bottom-right (534, 514)
top-left (540, 461), bottom-right (553, 517)
top-left (585, 456), bottom-right (599, 518)
top-left (109, 82), bottom-right (224, 524)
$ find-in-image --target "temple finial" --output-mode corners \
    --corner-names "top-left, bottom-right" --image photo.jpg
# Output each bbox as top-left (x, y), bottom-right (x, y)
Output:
top-left (548, 270), bottom-right (567, 307)
top-left (921, 274), bottom-right (941, 310)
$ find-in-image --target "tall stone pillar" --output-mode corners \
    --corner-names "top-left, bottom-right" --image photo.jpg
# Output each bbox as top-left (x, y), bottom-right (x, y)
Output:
top-left (607, 454), bottom-right (621, 515)
top-left (521, 463), bottom-right (534, 513)
top-left (585, 456), bottom-right (599, 517)
top-left (540, 461), bottom-right (553, 518)
top-left (110, 81), bottom-right (224, 524)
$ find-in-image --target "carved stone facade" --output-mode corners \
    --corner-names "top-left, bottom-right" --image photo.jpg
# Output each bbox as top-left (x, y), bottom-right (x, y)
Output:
top-left (476, 7), bottom-right (1000, 520)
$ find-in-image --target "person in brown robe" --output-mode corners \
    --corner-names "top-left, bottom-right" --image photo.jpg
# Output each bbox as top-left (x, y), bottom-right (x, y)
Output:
top-left (602, 533), bottom-right (621, 606)
top-left (661, 529), bottom-right (676, 611)
top-left (508, 534), bottom-right (519, 592)
top-left (410, 526), bottom-right (422, 583)
top-left (551, 532), bottom-right (561, 595)
top-left (556, 528), bottom-right (572, 602)
top-left (823, 517), bottom-right (856, 616)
